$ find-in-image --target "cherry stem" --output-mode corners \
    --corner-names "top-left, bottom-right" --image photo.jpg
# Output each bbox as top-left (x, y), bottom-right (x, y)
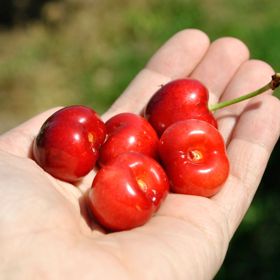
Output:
top-left (209, 73), bottom-right (280, 112)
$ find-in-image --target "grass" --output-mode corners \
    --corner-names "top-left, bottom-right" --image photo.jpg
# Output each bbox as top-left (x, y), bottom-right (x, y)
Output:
top-left (0, 0), bottom-right (280, 278)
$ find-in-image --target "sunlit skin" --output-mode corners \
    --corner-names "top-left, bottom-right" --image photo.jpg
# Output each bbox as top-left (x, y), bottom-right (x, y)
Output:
top-left (144, 78), bottom-right (217, 136)
top-left (159, 119), bottom-right (229, 197)
top-left (33, 105), bottom-right (106, 182)
top-left (98, 113), bottom-right (159, 166)
top-left (88, 152), bottom-right (169, 231)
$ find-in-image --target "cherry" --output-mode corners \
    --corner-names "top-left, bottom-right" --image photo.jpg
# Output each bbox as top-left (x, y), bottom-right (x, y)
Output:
top-left (49, 105), bottom-right (107, 149)
top-left (98, 112), bottom-right (159, 166)
top-left (145, 78), bottom-right (217, 136)
top-left (159, 119), bottom-right (229, 197)
top-left (33, 105), bottom-right (106, 182)
top-left (145, 74), bottom-right (280, 136)
top-left (87, 152), bottom-right (169, 231)
top-left (32, 73), bottom-right (280, 231)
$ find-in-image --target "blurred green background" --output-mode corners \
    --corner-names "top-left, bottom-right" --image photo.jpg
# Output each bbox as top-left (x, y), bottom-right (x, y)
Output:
top-left (0, 0), bottom-right (279, 278)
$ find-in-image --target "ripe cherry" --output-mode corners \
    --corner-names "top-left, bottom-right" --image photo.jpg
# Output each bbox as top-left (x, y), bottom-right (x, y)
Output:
top-left (159, 119), bottom-right (229, 197)
top-left (87, 152), bottom-right (169, 231)
top-left (145, 79), bottom-right (217, 136)
top-left (145, 74), bottom-right (280, 137)
top-left (50, 105), bottom-right (107, 149)
top-left (33, 105), bottom-right (106, 182)
top-left (98, 113), bottom-right (159, 166)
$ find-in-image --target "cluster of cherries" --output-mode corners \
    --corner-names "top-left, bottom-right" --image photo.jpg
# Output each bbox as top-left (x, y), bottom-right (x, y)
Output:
top-left (33, 74), bottom-right (280, 231)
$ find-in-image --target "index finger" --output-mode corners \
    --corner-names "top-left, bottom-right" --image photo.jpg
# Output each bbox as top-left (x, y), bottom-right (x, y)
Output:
top-left (0, 29), bottom-right (210, 157)
top-left (102, 29), bottom-right (210, 120)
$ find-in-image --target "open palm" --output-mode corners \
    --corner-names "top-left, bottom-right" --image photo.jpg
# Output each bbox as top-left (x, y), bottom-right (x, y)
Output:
top-left (0, 29), bottom-right (279, 280)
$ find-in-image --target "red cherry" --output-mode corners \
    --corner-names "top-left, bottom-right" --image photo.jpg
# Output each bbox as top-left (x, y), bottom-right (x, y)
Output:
top-left (33, 105), bottom-right (106, 182)
top-left (88, 152), bottom-right (169, 231)
top-left (48, 105), bottom-right (106, 149)
top-left (98, 113), bottom-right (159, 166)
top-left (159, 119), bottom-right (229, 197)
top-left (145, 79), bottom-right (217, 136)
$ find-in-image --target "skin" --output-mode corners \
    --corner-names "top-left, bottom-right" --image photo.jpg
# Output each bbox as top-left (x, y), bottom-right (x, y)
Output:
top-left (0, 29), bottom-right (279, 279)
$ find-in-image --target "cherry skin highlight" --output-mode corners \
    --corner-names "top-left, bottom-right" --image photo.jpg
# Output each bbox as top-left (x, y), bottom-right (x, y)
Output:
top-left (159, 119), bottom-right (229, 197)
top-left (46, 105), bottom-right (107, 149)
top-left (87, 152), bottom-right (169, 231)
top-left (145, 79), bottom-right (217, 136)
top-left (98, 112), bottom-right (159, 166)
top-left (33, 105), bottom-right (106, 182)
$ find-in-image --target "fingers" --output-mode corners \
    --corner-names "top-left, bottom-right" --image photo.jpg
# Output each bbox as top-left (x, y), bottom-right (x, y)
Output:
top-left (216, 60), bottom-right (275, 144)
top-left (102, 29), bottom-right (210, 120)
top-left (146, 29), bottom-right (210, 78)
top-left (0, 107), bottom-right (62, 157)
top-left (104, 33), bottom-right (250, 121)
top-left (191, 37), bottom-right (249, 105)
top-left (0, 29), bottom-right (252, 158)
top-left (213, 94), bottom-right (280, 236)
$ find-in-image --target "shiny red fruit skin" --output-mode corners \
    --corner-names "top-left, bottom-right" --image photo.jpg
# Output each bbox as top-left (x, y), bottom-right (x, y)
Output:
top-left (88, 152), bottom-right (169, 231)
top-left (47, 105), bottom-right (107, 149)
top-left (98, 113), bottom-right (159, 166)
top-left (33, 105), bottom-right (106, 182)
top-left (145, 79), bottom-right (217, 136)
top-left (159, 119), bottom-right (229, 197)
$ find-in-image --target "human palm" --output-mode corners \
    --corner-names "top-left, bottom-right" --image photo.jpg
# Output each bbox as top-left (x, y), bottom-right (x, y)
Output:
top-left (0, 29), bottom-right (279, 280)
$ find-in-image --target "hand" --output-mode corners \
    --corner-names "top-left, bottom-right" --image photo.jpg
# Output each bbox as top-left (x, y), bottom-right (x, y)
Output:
top-left (0, 29), bottom-right (279, 280)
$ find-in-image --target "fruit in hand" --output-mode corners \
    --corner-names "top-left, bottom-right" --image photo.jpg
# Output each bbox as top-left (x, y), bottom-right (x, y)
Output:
top-left (99, 112), bottom-right (159, 166)
top-left (144, 79), bottom-right (217, 136)
top-left (87, 152), bottom-right (169, 231)
top-left (159, 119), bottom-right (229, 197)
top-left (32, 73), bottom-right (280, 231)
top-left (33, 105), bottom-right (106, 182)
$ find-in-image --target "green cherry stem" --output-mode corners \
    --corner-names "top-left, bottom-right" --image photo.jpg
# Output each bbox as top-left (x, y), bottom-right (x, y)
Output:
top-left (209, 73), bottom-right (280, 112)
